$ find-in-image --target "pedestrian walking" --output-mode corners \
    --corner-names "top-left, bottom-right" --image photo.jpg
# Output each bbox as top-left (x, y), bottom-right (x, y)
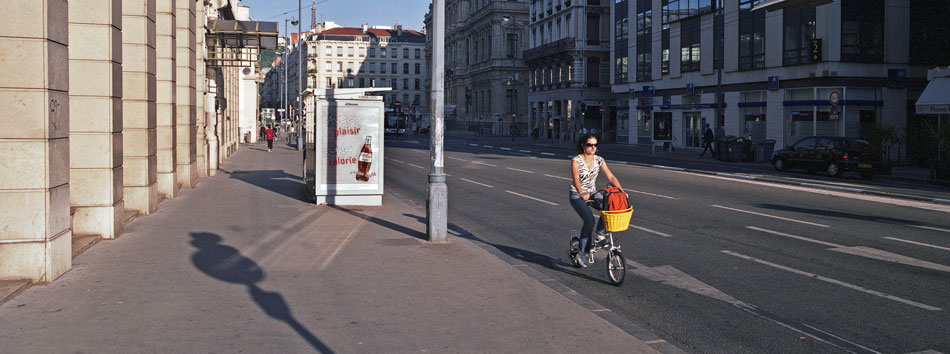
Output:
top-left (259, 124), bottom-right (266, 144)
top-left (265, 124), bottom-right (275, 152)
top-left (699, 123), bottom-right (715, 157)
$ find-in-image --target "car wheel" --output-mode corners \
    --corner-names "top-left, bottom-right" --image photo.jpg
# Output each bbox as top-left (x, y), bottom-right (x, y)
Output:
top-left (827, 162), bottom-right (841, 177)
top-left (773, 158), bottom-right (787, 172)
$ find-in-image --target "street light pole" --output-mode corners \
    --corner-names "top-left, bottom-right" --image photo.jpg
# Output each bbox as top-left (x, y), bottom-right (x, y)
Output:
top-left (296, 0), bottom-right (304, 151)
top-left (428, 0), bottom-right (447, 242)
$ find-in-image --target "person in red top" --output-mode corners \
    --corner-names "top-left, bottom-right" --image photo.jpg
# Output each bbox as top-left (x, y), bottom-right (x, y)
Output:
top-left (265, 124), bottom-right (275, 152)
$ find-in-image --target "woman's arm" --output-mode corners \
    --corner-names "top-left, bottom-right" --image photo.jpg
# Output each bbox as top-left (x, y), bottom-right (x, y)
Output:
top-left (571, 159), bottom-right (590, 200)
top-left (601, 162), bottom-right (624, 191)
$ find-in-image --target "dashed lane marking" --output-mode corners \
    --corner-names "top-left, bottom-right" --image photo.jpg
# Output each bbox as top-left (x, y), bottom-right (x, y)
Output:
top-left (447, 156), bottom-right (467, 161)
top-left (412, 150), bottom-right (427, 154)
top-left (388, 158), bottom-right (405, 163)
top-left (722, 250), bottom-right (941, 311)
top-left (540, 152), bottom-right (556, 156)
top-left (714, 205), bottom-right (830, 228)
top-left (482, 145), bottom-right (494, 148)
top-left (505, 190), bottom-right (559, 206)
top-left (499, 147), bottom-right (511, 151)
top-left (468, 143), bottom-right (479, 147)
top-left (519, 149), bottom-right (532, 153)
top-left (606, 160), bottom-right (628, 164)
top-left (460, 178), bottom-right (494, 188)
top-left (627, 189), bottom-right (678, 200)
top-left (875, 219), bottom-right (950, 234)
top-left (746, 226), bottom-right (841, 247)
top-left (630, 225), bottom-right (672, 237)
top-left (544, 174), bottom-right (572, 181)
top-left (884, 237), bottom-right (950, 252)
top-left (407, 163), bottom-right (426, 169)
top-left (507, 167), bottom-right (534, 174)
top-left (471, 161), bottom-right (497, 167)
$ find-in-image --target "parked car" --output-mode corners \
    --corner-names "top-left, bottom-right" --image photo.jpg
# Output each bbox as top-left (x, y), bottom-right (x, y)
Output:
top-left (770, 136), bottom-right (886, 179)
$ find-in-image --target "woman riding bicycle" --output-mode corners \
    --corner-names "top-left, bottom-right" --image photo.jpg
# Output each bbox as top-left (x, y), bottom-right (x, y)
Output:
top-left (570, 134), bottom-right (625, 267)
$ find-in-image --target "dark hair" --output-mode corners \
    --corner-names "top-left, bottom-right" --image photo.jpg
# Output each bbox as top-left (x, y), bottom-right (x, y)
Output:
top-left (576, 134), bottom-right (597, 154)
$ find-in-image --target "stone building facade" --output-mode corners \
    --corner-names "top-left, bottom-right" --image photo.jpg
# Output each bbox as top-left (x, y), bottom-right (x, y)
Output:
top-left (525, 0), bottom-right (612, 143)
top-left (425, 0), bottom-right (530, 135)
top-left (0, 0), bottom-right (261, 283)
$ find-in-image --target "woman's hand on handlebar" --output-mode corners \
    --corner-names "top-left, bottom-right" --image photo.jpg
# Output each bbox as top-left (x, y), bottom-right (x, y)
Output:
top-left (581, 193), bottom-right (591, 201)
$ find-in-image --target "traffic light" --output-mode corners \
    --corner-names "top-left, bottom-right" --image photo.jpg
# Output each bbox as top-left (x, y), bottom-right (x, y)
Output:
top-left (580, 103), bottom-right (586, 117)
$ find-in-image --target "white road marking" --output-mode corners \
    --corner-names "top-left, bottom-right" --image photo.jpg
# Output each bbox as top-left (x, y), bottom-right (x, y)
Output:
top-left (673, 171), bottom-right (950, 213)
top-left (721, 250), bottom-right (941, 311)
top-left (544, 174), bottom-right (572, 181)
top-left (540, 152), bottom-right (556, 156)
top-left (606, 160), bottom-right (628, 164)
top-left (461, 178), bottom-right (494, 188)
top-left (884, 237), bottom-right (950, 252)
top-left (746, 226), bottom-right (842, 247)
top-left (482, 145), bottom-right (494, 148)
top-left (627, 189), bottom-right (678, 200)
top-left (499, 147), bottom-right (511, 151)
top-left (714, 205), bottom-right (830, 228)
top-left (630, 225), bottom-right (672, 237)
top-left (831, 246), bottom-right (950, 273)
top-left (505, 190), bottom-right (559, 206)
top-left (519, 149), bottom-right (532, 153)
top-left (471, 161), bottom-right (497, 167)
top-left (407, 163), bottom-right (426, 169)
top-left (875, 219), bottom-right (950, 234)
top-left (626, 259), bottom-right (745, 305)
top-left (448, 156), bottom-right (467, 161)
top-left (507, 167), bottom-right (534, 174)
top-left (652, 165), bottom-right (686, 171)
top-left (412, 150), bottom-right (427, 154)
top-left (749, 227), bottom-right (950, 273)
top-left (468, 143), bottom-right (479, 147)
top-left (389, 158), bottom-right (405, 163)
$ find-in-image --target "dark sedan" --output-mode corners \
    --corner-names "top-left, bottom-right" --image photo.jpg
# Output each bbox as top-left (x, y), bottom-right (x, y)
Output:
top-left (771, 136), bottom-right (886, 179)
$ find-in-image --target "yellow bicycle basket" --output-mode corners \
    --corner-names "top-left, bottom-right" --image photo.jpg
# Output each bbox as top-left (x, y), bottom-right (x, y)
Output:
top-left (601, 207), bottom-right (634, 232)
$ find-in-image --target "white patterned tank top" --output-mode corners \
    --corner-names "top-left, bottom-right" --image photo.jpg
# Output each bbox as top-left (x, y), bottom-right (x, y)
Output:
top-left (570, 154), bottom-right (604, 194)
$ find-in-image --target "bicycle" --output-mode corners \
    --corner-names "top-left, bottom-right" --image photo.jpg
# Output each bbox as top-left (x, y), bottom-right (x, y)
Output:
top-left (569, 202), bottom-right (633, 286)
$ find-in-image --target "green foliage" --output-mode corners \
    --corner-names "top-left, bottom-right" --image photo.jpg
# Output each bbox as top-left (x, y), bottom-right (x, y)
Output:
top-left (259, 50), bottom-right (278, 68)
top-left (906, 118), bottom-right (950, 167)
top-left (865, 123), bottom-right (900, 162)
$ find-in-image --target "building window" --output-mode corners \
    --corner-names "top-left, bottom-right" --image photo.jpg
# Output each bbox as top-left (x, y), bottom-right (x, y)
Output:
top-left (348, 47), bottom-right (354, 57)
top-left (337, 77), bottom-right (343, 87)
top-left (370, 63), bottom-right (376, 73)
top-left (738, 0), bottom-right (765, 70)
top-left (327, 77), bottom-right (333, 88)
top-left (506, 33), bottom-right (519, 58)
top-left (636, 0), bottom-right (652, 82)
top-left (359, 78), bottom-right (365, 87)
top-left (414, 94), bottom-right (420, 106)
top-left (615, 0), bottom-right (629, 84)
top-left (415, 49), bottom-right (421, 58)
top-left (337, 46), bottom-right (343, 56)
top-left (392, 80), bottom-right (397, 90)
top-left (337, 61), bottom-right (343, 72)
top-left (615, 56), bottom-right (628, 83)
top-left (415, 63), bottom-right (421, 74)
top-left (414, 79), bottom-right (420, 90)
top-left (403, 78), bottom-right (409, 89)
top-left (403, 63), bottom-right (409, 74)
top-left (840, 0), bottom-right (884, 63)
top-left (347, 78), bottom-right (354, 87)
top-left (369, 47), bottom-right (376, 57)
top-left (359, 47), bottom-right (366, 57)
top-left (680, 17), bottom-right (700, 72)
top-left (392, 63), bottom-right (397, 73)
top-left (381, 47), bottom-right (387, 57)
top-left (381, 62), bottom-right (387, 73)
top-left (782, 7), bottom-right (816, 66)
top-left (661, 33), bottom-right (670, 75)
top-left (370, 78), bottom-right (376, 87)
top-left (325, 61), bottom-right (332, 71)
top-left (403, 48), bottom-right (409, 58)
top-left (325, 46), bottom-right (332, 56)
top-left (910, 0), bottom-right (950, 65)
top-left (391, 47), bottom-right (398, 58)
top-left (347, 62), bottom-right (354, 74)
top-left (359, 63), bottom-right (365, 73)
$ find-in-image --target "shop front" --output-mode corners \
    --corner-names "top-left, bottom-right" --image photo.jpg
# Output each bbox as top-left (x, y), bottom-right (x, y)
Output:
top-left (783, 87), bottom-right (882, 145)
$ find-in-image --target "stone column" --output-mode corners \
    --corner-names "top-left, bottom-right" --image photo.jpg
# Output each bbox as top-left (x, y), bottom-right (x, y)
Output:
top-left (122, 0), bottom-right (159, 215)
top-left (175, 0), bottom-right (196, 188)
top-left (0, 0), bottom-right (72, 282)
top-left (155, 0), bottom-right (177, 199)
top-left (195, 1), bottom-right (208, 178)
top-left (68, 0), bottom-right (124, 240)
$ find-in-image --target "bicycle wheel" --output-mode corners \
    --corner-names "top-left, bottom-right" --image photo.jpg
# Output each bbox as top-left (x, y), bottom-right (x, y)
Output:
top-left (569, 236), bottom-right (582, 268)
top-left (606, 250), bottom-right (626, 286)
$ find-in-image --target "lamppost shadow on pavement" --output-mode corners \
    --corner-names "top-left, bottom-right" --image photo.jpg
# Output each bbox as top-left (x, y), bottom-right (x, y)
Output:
top-left (223, 169), bottom-right (308, 202)
top-left (189, 232), bottom-right (335, 354)
top-left (329, 206), bottom-right (426, 240)
top-left (400, 214), bottom-right (605, 283)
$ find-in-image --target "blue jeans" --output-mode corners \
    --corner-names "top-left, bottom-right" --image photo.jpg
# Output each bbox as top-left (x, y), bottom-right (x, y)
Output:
top-left (570, 191), bottom-right (604, 254)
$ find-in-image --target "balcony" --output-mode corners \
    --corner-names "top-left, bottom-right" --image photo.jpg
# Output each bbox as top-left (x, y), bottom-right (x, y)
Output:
top-left (523, 37), bottom-right (575, 62)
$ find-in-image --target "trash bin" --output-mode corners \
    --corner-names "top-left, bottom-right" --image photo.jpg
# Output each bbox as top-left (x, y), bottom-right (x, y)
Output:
top-left (741, 139), bottom-right (754, 161)
top-left (244, 131), bottom-right (250, 143)
top-left (716, 136), bottom-right (735, 161)
top-left (728, 137), bottom-right (745, 162)
top-left (755, 139), bottom-right (776, 162)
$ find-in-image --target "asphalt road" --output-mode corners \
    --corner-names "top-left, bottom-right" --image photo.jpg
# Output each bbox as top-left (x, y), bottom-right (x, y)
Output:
top-left (383, 136), bottom-right (950, 354)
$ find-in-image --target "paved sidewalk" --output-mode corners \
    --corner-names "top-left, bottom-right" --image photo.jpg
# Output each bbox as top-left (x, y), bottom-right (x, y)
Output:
top-left (0, 142), bottom-right (665, 354)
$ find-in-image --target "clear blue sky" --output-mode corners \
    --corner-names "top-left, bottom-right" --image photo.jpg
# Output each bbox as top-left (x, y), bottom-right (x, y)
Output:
top-left (239, 0), bottom-right (430, 33)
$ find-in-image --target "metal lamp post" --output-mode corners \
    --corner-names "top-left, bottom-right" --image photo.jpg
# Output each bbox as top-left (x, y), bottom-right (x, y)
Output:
top-left (296, 0), bottom-right (304, 151)
top-left (428, 0), bottom-right (447, 242)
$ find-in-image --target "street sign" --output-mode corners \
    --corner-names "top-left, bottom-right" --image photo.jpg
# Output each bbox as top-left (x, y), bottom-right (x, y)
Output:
top-left (810, 38), bottom-right (822, 62)
top-left (394, 100), bottom-right (401, 109)
top-left (829, 91), bottom-right (840, 105)
top-left (599, 106), bottom-right (605, 114)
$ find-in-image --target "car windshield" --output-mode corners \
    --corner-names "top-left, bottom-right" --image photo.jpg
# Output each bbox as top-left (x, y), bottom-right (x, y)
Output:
top-left (845, 139), bottom-right (871, 152)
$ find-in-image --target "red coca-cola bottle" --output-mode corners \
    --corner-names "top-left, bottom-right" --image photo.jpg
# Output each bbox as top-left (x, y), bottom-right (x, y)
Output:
top-left (356, 135), bottom-right (373, 181)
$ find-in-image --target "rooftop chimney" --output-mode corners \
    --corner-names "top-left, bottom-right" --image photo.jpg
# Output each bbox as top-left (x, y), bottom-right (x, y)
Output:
top-left (396, 24), bottom-right (403, 37)
top-left (362, 23), bottom-right (369, 33)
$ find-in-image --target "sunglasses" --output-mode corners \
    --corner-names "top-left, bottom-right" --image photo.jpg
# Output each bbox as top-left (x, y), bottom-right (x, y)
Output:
top-left (585, 143), bottom-right (598, 147)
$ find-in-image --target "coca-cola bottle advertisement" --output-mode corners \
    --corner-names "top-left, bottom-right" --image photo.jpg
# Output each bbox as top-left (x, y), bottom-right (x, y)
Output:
top-left (356, 135), bottom-right (373, 181)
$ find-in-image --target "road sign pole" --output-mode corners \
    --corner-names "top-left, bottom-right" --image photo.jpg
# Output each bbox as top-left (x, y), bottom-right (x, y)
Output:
top-left (427, 0), bottom-right (447, 242)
